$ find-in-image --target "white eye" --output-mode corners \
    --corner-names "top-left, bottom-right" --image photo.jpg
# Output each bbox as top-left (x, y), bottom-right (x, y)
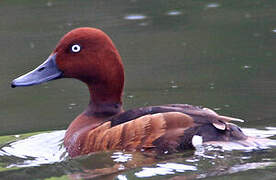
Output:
top-left (71, 44), bottom-right (81, 53)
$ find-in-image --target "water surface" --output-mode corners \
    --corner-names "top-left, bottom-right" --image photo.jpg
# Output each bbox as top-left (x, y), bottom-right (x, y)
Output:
top-left (0, 0), bottom-right (276, 179)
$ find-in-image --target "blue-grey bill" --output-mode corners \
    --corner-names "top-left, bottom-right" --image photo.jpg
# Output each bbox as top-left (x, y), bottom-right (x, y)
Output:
top-left (11, 53), bottom-right (62, 88)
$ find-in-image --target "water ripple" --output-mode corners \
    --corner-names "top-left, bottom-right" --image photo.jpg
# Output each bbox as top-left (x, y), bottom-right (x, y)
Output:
top-left (167, 10), bottom-right (182, 16)
top-left (206, 3), bottom-right (220, 8)
top-left (135, 163), bottom-right (197, 178)
top-left (0, 130), bottom-right (67, 168)
top-left (124, 14), bottom-right (147, 20)
top-left (111, 152), bottom-right (132, 163)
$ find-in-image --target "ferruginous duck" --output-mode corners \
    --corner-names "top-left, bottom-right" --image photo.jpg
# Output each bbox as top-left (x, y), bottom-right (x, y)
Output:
top-left (11, 27), bottom-right (265, 157)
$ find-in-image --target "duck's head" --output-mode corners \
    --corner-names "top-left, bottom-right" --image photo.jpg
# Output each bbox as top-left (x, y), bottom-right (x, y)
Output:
top-left (12, 27), bottom-right (125, 110)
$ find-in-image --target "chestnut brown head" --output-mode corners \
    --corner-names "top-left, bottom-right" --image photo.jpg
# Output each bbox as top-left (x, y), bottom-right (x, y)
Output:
top-left (11, 27), bottom-right (125, 104)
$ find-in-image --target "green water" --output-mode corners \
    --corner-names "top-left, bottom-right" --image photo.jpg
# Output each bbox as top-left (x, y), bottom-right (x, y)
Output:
top-left (0, 0), bottom-right (276, 179)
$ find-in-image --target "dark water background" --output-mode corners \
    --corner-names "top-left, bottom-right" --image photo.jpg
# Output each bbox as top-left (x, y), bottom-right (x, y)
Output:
top-left (0, 0), bottom-right (276, 179)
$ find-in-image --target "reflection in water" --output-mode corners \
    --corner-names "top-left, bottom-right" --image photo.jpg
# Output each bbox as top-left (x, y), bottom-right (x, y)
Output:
top-left (138, 22), bottom-right (148, 26)
top-left (135, 163), bottom-right (197, 178)
top-left (46, 1), bottom-right (53, 7)
top-left (0, 130), bottom-right (67, 168)
top-left (204, 127), bottom-right (276, 151)
top-left (111, 152), bottom-right (133, 163)
top-left (124, 14), bottom-right (147, 20)
top-left (196, 158), bottom-right (275, 179)
top-left (242, 65), bottom-right (251, 69)
top-left (29, 42), bottom-right (35, 49)
top-left (229, 162), bottom-right (274, 174)
top-left (167, 10), bottom-right (182, 16)
top-left (117, 174), bottom-right (128, 180)
top-left (0, 128), bottom-right (276, 179)
top-left (205, 3), bottom-right (220, 8)
top-left (243, 127), bottom-right (276, 138)
top-left (196, 162), bottom-right (275, 179)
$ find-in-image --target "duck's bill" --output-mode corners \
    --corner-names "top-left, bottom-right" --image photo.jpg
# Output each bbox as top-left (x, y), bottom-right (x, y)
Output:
top-left (11, 53), bottom-right (63, 88)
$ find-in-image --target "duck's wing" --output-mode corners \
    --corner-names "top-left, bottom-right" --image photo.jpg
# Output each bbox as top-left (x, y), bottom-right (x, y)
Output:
top-left (81, 104), bottom-right (247, 154)
top-left (110, 104), bottom-right (244, 130)
top-left (82, 111), bottom-right (195, 153)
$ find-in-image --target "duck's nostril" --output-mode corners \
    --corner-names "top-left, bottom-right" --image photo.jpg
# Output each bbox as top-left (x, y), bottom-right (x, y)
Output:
top-left (38, 67), bottom-right (45, 72)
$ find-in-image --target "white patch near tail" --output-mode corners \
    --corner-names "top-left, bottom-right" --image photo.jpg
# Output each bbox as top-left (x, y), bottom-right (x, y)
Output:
top-left (192, 135), bottom-right (203, 147)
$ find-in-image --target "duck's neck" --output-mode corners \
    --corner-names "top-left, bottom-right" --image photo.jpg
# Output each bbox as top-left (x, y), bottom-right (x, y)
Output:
top-left (84, 75), bottom-right (124, 117)
top-left (84, 98), bottom-right (123, 118)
